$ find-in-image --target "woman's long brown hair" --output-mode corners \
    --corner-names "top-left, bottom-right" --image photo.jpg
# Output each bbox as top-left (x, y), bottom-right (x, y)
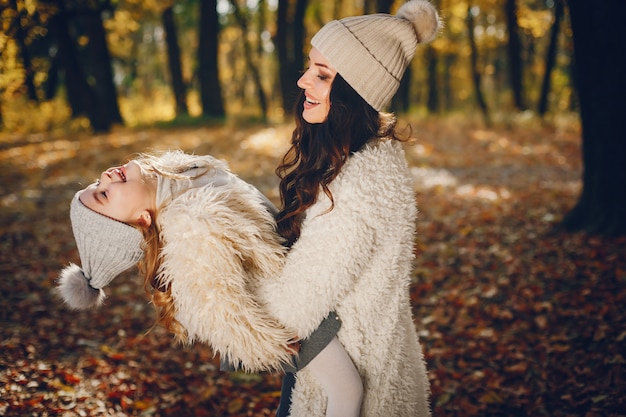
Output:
top-left (275, 74), bottom-right (404, 246)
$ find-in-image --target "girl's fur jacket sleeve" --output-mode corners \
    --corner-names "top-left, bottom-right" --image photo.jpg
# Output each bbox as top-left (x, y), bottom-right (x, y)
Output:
top-left (155, 178), bottom-right (296, 373)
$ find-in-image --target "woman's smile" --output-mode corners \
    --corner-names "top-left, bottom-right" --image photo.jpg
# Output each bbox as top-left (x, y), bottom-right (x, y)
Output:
top-left (297, 47), bottom-right (337, 124)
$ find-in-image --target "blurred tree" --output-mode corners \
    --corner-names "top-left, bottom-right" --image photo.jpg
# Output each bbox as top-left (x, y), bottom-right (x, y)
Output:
top-left (423, 0), bottom-right (442, 114)
top-left (563, 0), bottom-right (626, 236)
top-left (537, 0), bottom-right (563, 117)
top-left (386, 0), bottom-right (413, 113)
top-left (162, 5), bottom-right (189, 116)
top-left (257, 0), bottom-right (267, 57)
top-left (6, 0), bottom-right (38, 101)
top-left (504, 0), bottom-right (524, 110)
top-left (276, 0), bottom-right (308, 113)
top-left (438, 0), bottom-right (464, 113)
top-left (41, 0), bottom-right (110, 130)
top-left (230, 0), bottom-right (268, 121)
top-left (442, 52), bottom-right (455, 112)
top-left (43, 50), bottom-right (60, 101)
top-left (79, 1), bottom-right (123, 128)
top-left (467, 3), bottom-right (491, 126)
top-left (198, 0), bottom-right (225, 117)
top-left (364, 0), bottom-right (393, 14)
top-left (425, 45), bottom-right (440, 113)
top-left (32, 0), bottom-right (123, 132)
top-left (0, 0), bottom-right (580, 131)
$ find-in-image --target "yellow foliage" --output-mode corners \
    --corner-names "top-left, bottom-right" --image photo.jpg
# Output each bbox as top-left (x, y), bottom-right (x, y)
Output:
top-left (0, 41), bottom-right (25, 96)
top-left (77, 35), bottom-right (89, 47)
top-left (517, 6), bottom-right (553, 38)
top-left (106, 10), bottom-right (141, 34)
top-left (23, 0), bottom-right (38, 15)
top-left (118, 87), bottom-right (178, 127)
top-left (0, 96), bottom-right (77, 135)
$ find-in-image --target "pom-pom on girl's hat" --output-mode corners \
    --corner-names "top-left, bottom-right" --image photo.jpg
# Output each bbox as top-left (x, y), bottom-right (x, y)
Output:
top-left (311, 0), bottom-right (441, 111)
top-left (57, 191), bottom-right (144, 309)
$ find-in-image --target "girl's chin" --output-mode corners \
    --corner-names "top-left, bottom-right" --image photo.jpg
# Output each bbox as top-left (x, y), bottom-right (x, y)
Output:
top-left (302, 109), bottom-right (325, 124)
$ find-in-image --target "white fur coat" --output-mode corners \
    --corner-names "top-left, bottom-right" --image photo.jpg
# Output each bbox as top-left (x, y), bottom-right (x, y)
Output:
top-left (153, 141), bottom-right (430, 416)
top-left (258, 140), bottom-right (431, 417)
top-left (156, 172), bottom-right (296, 373)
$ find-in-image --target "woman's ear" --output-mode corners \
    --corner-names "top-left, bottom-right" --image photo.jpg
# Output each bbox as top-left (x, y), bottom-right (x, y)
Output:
top-left (138, 210), bottom-right (152, 228)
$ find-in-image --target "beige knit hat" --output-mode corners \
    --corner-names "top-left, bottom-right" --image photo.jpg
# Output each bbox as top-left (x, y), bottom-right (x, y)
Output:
top-left (311, 0), bottom-right (441, 111)
top-left (56, 191), bottom-right (145, 309)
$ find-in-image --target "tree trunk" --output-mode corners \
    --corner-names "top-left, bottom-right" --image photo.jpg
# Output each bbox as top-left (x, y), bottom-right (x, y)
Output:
top-left (230, 0), bottom-right (268, 121)
top-left (391, 69), bottom-right (411, 113)
top-left (426, 45), bottom-right (439, 113)
top-left (387, 0), bottom-right (410, 113)
top-left (505, 0), bottom-right (524, 110)
top-left (376, 0), bottom-right (393, 14)
top-left (363, 0), bottom-right (392, 14)
top-left (276, 0), bottom-right (308, 114)
top-left (561, 0), bottom-right (626, 236)
top-left (44, 53), bottom-right (60, 100)
top-left (467, 4), bottom-right (491, 126)
top-left (8, 0), bottom-right (39, 101)
top-left (81, 5), bottom-right (124, 130)
top-left (43, 0), bottom-right (108, 130)
top-left (257, 0), bottom-right (267, 57)
top-left (198, 0), bottom-right (225, 117)
top-left (162, 6), bottom-right (189, 117)
top-left (538, 0), bottom-right (563, 117)
top-left (443, 52), bottom-right (454, 111)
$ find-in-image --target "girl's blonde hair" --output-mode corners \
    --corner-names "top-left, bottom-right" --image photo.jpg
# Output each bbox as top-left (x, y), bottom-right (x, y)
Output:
top-left (131, 151), bottom-right (229, 343)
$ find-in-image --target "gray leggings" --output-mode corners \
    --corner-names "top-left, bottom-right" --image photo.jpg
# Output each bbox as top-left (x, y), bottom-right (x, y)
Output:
top-left (277, 311), bottom-right (345, 416)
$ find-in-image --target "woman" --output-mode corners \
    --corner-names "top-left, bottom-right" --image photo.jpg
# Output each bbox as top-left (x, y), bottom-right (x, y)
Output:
top-left (263, 1), bottom-right (441, 416)
top-left (57, 150), bottom-right (363, 416)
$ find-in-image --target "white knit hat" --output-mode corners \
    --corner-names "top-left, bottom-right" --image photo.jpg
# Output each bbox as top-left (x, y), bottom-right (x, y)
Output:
top-left (311, 0), bottom-right (441, 111)
top-left (56, 191), bottom-right (145, 309)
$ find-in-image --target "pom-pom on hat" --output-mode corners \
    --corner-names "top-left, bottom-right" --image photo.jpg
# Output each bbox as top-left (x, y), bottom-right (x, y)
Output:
top-left (311, 0), bottom-right (441, 111)
top-left (57, 191), bottom-right (145, 309)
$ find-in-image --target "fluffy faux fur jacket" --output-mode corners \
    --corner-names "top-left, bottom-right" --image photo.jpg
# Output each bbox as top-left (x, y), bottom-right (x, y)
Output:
top-left (155, 165), bottom-right (296, 373)
top-left (258, 139), bottom-right (431, 417)
top-left (152, 141), bottom-right (430, 416)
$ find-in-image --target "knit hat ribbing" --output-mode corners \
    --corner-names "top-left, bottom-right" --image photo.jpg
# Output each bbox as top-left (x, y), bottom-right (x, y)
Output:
top-left (311, 0), bottom-right (441, 111)
top-left (57, 191), bottom-right (144, 309)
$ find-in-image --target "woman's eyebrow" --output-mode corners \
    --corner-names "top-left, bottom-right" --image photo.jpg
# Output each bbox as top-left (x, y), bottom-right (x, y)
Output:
top-left (306, 55), bottom-right (330, 70)
top-left (312, 61), bottom-right (331, 70)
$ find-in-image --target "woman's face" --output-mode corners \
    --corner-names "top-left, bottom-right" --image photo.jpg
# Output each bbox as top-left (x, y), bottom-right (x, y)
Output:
top-left (297, 47), bottom-right (337, 124)
top-left (79, 161), bottom-right (155, 226)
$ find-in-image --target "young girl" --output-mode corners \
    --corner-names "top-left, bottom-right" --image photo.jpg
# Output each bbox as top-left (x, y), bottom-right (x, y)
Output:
top-left (259, 1), bottom-right (441, 416)
top-left (57, 150), bottom-right (362, 417)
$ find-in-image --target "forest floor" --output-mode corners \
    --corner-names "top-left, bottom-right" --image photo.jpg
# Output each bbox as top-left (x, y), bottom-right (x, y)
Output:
top-left (0, 115), bottom-right (624, 416)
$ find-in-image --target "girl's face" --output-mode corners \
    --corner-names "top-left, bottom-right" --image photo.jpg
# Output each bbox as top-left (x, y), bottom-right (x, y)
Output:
top-left (297, 47), bottom-right (337, 124)
top-left (79, 161), bottom-right (155, 226)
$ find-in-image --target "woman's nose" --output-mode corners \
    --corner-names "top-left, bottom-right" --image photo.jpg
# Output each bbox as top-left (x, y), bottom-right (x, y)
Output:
top-left (297, 71), bottom-right (310, 89)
